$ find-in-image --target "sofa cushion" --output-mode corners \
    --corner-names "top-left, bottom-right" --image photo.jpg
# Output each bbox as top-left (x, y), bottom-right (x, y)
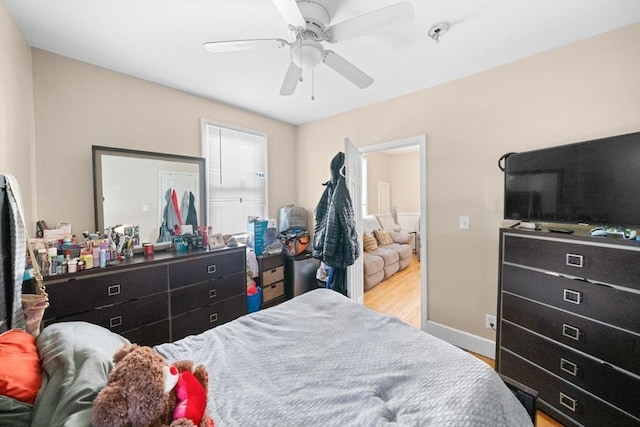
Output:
top-left (363, 233), bottom-right (378, 252)
top-left (390, 231), bottom-right (412, 245)
top-left (388, 243), bottom-right (412, 261)
top-left (369, 246), bottom-right (399, 265)
top-left (382, 260), bottom-right (400, 279)
top-left (363, 252), bottom-right (384, 274)
top-left (374, 230), bottom-right (394, 246)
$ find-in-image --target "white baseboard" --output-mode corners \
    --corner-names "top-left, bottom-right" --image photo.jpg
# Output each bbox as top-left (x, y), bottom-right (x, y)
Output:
top-left (424, 320), bottom-right (496, 360)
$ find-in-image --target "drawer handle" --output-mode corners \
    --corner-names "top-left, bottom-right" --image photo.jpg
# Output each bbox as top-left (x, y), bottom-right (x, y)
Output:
top-left (108, 284), bottom-right (121, 296)
top-left (207, 264), bottom-right (216, 274)
top-left (563, 289), bottom-right (582, 304)
top-left (560, 358), bottom-right (578, 377)
top-left (209, 313), bottom-right (218, 323)
top-left (208, 288), bottom-right (217, 299)
top-left (562, 324), bottom-right (581, 341)
top-left (559, 392), bottom-right (577, 412)
top-left (109, 316), bottom-right (122, 328)
top-left (566, 253), bottom-right (583, 267)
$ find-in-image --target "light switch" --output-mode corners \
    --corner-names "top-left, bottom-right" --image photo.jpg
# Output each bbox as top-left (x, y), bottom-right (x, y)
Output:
top-left (459, 216), bottom-right (470, 230)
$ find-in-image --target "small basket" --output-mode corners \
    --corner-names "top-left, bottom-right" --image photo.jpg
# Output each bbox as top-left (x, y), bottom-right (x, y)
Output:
top-left (262, 282), bottom-right (284, 303)
top-left (263, 266), bottom-right (284, 285)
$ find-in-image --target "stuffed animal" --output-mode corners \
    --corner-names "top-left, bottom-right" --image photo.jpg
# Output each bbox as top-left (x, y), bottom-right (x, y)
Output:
top-left (92, 344), bottom-right (214, 427)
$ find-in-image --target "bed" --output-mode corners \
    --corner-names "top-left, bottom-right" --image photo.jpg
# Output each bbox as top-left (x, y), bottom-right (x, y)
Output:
top-left (2, 289), bottom-right (533, 426)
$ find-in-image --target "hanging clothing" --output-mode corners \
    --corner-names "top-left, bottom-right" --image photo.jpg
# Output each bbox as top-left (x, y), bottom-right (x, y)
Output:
top-left (185, 191), bottom-right (198, 230)
top-left (0, 175), bottom-right (26, 332)
top-left (158, 188), bottom-right (181, 242)
top-left (312, 152), bottom-right (359, 296)
top-left (180, 190), bottom-right (190, 226)
top-left (170, 189), bottom-right (183, 235)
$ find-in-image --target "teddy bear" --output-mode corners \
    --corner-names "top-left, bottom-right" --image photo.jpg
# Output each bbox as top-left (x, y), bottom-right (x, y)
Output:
top-left (92, 343), bottom-right (214, 427)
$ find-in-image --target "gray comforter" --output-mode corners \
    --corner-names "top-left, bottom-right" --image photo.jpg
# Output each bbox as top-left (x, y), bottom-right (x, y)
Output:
top-left (156, 289), bottom-right (532, 426)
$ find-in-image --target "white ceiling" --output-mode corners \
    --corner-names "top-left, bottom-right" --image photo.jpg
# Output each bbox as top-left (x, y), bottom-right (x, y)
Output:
top-left (4, 0), bottom-right (640, 125)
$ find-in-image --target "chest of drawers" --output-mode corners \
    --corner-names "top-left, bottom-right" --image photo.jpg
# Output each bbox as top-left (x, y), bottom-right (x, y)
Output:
top-left (496, 229), bottom-right (640, 427)
top-left (42, 246), bottom-right (246, 346)
top-left (256, 252), bottom-right (287, 309)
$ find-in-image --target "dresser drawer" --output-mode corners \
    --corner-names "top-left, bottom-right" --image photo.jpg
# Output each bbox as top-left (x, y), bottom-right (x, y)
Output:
top-left (171, 294), bottom-right (246, 341)
top-left (502, 293), bottom-right (640, 375)
top-left (502, 264), bottom-right (640, 332)
top-left (170, 271), bottom-right (245, 314)
top-left (500, 350), bottom-right (639, 427)
top-left (258, 253), bottom-right (285, 271)
top-left (501, 321), bottom-right (640, 417)
top-left (262, 281), bottom-right (285, 303)
top-left (45, 265), bottom-right (168, 319)
top-left (262, 265), bottom-right (284, 286)
top-left (169, 249), bottom-right (245, 289)
top-left (121, 320), bottom-right (170, 347)
top-left (46, 292), bottom-right (169, 336)
top-left (502, 234), bottom-right (640, 290)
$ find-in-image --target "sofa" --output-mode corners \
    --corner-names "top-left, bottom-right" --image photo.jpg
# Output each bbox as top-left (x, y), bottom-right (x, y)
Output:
top-left (362, 215), bottom-right (413, 290)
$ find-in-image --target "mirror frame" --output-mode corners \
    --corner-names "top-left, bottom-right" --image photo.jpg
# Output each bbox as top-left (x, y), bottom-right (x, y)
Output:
top-left (92, 145), bottom-right (207, 242)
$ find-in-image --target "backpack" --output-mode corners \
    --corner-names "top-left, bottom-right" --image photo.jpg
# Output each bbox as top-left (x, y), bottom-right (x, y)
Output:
top-left (279, 229), bottom-right (310, 256)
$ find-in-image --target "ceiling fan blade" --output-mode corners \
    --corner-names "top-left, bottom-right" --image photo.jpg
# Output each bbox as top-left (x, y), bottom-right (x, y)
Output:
top-left (272, 0), bottom-right (306, 29)
top-left (203, 39), bottom-right (288, 53)
top-left (280, 62), bottom-right (302, 95)
top-left (323, 50), bottom-right (373, 89)
top-left (326, 2), bottom-right (413, 43)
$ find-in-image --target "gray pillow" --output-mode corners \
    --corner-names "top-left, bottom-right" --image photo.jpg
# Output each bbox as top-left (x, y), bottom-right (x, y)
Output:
top-left (31, 322), bottom-right (129, 427)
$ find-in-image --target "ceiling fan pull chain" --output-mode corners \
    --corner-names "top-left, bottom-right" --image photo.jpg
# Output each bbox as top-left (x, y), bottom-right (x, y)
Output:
top-left (311, 69), bottom-right (315, 101)
top-left (298, 38), bottom-right (304, 82)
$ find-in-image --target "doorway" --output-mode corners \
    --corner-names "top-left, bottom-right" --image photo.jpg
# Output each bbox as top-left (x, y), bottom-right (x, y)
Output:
top-left (346, 135), bottom-right (427, 330)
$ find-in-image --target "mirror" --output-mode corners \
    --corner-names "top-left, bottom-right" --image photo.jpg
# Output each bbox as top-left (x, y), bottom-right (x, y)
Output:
top-left (92, 145), bottom-right (206, 245)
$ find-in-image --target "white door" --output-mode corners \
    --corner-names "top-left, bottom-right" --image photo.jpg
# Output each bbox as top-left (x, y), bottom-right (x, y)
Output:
top-left (345, 138), bottom-right (364, 303)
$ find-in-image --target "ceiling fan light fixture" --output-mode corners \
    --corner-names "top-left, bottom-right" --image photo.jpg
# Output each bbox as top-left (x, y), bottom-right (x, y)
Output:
top-left (291, 39), bottom-right (324, 69)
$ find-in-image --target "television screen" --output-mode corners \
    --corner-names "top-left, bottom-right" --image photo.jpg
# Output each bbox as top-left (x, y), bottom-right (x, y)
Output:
top-left (504, 132), bottom-right (640, 227)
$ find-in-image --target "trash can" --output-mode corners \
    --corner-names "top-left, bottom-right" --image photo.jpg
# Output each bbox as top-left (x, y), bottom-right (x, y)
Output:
top-left (247, 286), bottom-right (262, 313)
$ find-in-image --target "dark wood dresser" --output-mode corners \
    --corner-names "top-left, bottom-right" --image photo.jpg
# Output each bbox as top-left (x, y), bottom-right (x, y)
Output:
top-left (496, 228), bottom-right (640, 426)
top-left (41, 245), bottom-right (246, 346)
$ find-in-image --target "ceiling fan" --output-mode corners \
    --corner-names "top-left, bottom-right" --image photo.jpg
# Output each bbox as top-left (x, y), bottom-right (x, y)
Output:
top-left (203, 0), bottom-right (414, 96)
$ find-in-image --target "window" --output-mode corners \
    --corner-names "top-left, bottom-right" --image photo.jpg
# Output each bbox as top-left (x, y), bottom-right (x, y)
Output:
top-left (201, 119), bottom-right (267, 234)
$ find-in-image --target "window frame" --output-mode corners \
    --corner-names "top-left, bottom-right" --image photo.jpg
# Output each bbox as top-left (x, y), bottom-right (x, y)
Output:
top-left (200, 118), bottom-right (269, 235)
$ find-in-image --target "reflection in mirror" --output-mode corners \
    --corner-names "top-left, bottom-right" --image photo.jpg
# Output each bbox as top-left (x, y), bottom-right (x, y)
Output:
top-left (92, 146), bottom-right (206, 245)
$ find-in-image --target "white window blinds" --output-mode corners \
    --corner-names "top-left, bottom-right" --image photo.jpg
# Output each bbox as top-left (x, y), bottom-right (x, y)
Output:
top-left (202, 120), bottom-right (267, 234)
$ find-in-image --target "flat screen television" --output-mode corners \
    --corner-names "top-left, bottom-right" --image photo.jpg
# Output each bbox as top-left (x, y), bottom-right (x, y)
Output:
top-left (503, 131), bottom-right (640, 228)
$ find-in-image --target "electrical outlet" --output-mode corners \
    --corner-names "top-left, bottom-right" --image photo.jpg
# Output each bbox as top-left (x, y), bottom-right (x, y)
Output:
top-left (485, 314), bottom-right (496, 330)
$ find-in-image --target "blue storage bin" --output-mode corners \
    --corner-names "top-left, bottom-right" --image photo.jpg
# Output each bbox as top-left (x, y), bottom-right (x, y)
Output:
top-left (247, 286), bottom-right (262, 313)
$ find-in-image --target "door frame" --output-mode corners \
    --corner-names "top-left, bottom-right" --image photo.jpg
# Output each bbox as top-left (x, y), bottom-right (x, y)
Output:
top-left (356, 135), bottom-right (427, 331)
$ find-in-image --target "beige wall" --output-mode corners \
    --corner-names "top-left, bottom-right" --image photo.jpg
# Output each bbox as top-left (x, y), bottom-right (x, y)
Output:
top-left (389, 151), bottom-right (420, 213)
top-left (297, 24), bottom-right (640, 340)
top-left (365, 151), bottom-right (420, 216)
top-left (31, 50), bottom-right (297, 235)
top-left (364, 152), bottom-right (389, 215)
top-left (0, 2), bottom-right (37, 226)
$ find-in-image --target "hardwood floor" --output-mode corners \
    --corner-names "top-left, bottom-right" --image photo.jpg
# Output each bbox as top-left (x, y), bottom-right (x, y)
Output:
top-left (364, 259), bottom-right (562, 427)
top-left (363, 255), bottom-right (421, 329)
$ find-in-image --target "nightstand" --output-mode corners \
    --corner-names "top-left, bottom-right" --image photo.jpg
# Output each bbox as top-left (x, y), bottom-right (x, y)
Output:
top-left (256, 252), bottom-right (287, 309)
